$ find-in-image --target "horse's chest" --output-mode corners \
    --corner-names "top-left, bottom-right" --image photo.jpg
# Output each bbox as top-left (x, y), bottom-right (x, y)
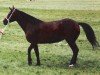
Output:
top-left (25, 31), bottom-right (37, 43)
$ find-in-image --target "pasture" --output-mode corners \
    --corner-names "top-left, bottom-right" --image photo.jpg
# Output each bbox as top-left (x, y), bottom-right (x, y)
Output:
top-left (0, 0), bottom-right (100, 75)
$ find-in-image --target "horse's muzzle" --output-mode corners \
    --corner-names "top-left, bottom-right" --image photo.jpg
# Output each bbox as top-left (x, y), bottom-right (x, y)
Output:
top-left (3, 18), bottom-right (8, 25)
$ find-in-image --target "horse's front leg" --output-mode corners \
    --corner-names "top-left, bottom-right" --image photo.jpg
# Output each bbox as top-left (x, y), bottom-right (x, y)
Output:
top-left (33, 44), bottom-right (41, 66)
top-left (27, 44), bottom-right (33, 65)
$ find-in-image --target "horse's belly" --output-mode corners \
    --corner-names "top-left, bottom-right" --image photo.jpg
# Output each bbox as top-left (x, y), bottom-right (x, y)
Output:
top-left (38, 36), bottom-right (64, 44)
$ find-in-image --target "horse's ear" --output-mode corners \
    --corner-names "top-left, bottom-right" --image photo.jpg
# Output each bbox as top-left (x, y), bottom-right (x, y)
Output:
top-left (9, 7), bottom-right (12, 10)
top-left (12, 5), bottom-right (15, 9)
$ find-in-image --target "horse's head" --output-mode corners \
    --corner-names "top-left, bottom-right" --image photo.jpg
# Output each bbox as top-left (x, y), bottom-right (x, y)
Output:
top-left (3, 6), bottom-right (17, 25)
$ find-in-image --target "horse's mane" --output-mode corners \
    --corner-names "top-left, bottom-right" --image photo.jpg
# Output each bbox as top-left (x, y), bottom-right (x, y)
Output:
top-left (16, 9), bottom-right (43, 24)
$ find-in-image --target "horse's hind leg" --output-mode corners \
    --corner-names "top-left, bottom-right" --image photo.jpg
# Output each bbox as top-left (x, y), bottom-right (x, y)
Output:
top-left (67, 40), bottom-right (79, 67)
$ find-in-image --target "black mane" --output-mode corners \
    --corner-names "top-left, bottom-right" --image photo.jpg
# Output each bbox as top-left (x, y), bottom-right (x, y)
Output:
top-left (16, 9), bottom-right (43, 24)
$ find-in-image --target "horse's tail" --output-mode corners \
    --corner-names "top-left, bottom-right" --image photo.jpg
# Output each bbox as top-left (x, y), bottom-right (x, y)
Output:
top-left (78, 22), bottom-right (99, 49)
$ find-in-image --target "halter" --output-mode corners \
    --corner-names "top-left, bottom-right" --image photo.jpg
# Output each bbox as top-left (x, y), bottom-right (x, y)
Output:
top-left (0, 8), bottom-right (16, 39)
top-left (5, 8), bottom-right (16, 24)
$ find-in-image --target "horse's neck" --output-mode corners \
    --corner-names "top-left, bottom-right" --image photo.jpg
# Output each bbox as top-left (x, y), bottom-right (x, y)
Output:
top-left (17, 20), bottom-right (27, 32)
top-left (16, 11), bottom-right (43, 33)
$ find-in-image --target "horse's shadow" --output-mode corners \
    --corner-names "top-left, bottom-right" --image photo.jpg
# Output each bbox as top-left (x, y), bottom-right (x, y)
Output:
top-left (30, 54), bottom-right (100, 69)
top-left (40, 54), bottom-right (70, 69)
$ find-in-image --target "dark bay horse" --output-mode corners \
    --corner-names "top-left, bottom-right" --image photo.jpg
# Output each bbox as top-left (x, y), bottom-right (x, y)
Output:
top-left (3, 7), bottom-right (99, 67)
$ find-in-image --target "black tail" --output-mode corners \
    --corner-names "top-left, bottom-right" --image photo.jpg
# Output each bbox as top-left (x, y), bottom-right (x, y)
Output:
top-left (78, 22), bottom-right (99, 49)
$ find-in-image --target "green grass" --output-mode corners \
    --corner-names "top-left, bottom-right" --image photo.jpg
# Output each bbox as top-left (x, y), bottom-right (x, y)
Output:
top-left (0, 0), bottom-right (100, 75)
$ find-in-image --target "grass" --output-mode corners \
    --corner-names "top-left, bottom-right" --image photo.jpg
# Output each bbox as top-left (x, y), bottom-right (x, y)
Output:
top-left (0, 0), bottom-right (100, 75)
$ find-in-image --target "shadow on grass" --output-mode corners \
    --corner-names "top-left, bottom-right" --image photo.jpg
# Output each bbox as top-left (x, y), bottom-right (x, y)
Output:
top-left (27, 53), bottom-right (100, 70)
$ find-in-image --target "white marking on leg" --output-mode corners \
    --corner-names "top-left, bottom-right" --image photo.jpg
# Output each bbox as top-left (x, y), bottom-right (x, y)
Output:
top-left (69, 64), bottom-right (74, 67)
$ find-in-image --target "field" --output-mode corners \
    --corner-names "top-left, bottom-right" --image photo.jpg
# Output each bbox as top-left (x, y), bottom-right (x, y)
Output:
top-left (0, 0), bottom-right (100, 75)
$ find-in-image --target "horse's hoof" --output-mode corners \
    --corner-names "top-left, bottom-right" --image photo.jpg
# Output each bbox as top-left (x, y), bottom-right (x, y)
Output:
top-left (36, 63), bottom-right (41, 66)
top-left (69, 64), bottom-right (74, 68)
top-left (28, 62), bottom-right (32, 66)
top-left (28, 63), bottom-right (32, 66)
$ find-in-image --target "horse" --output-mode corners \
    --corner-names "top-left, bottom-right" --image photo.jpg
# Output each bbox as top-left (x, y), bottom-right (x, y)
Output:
top-left (3, 6), bottom-right (99, 67)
